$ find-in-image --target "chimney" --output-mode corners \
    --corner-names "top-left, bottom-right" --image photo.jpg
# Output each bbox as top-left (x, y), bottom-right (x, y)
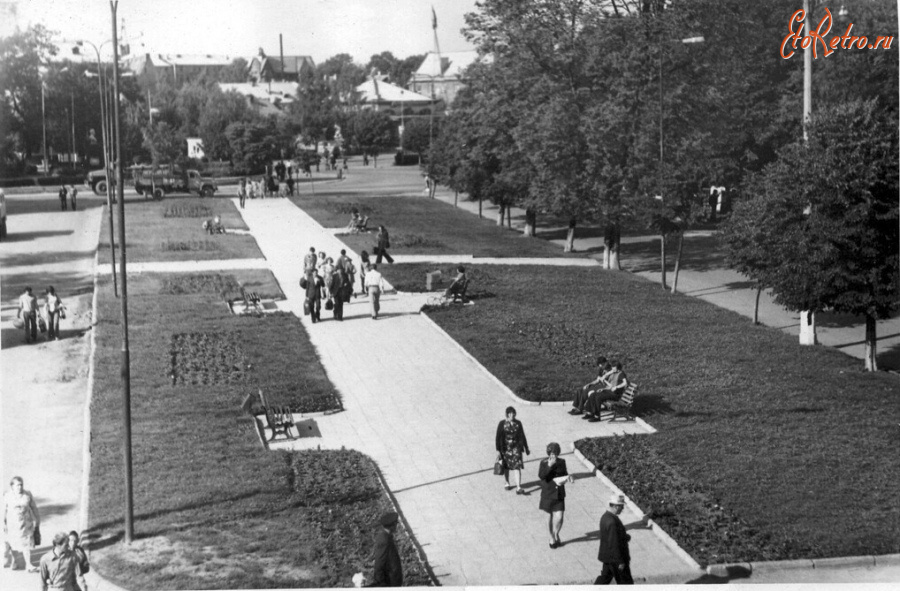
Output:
top-left (279, 34), bottom-right (284, 80)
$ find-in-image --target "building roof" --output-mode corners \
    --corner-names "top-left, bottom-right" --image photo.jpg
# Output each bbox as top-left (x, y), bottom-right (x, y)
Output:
top-left (355, 79), bottom-right (433, 104)
top-left (155, 54), bottom-right (234, 67)
top-left (250, 55), bottom-right (316, 77)
top-left (219, 81), bottom-right (298, 105)
top-left (413, 51), bottom-right (479, 80)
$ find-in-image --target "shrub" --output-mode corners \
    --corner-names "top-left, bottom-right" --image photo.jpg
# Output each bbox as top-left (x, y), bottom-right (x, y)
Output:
top-left (161, 239), bottom-right (220, 252)
top-left (391, 233), bottom-right (445, 249)
top-left (160, 273), bottom-right (241, 297)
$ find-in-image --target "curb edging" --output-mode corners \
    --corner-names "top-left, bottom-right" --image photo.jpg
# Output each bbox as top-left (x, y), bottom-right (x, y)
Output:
top-left (571, 447), bottom-right (704, 573)
top-left (706, 553), bottom-right (900, 577)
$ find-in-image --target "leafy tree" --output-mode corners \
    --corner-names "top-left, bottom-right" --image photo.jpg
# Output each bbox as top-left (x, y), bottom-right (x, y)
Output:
top-left (0, 24), bottom-right (57, 158)
top-left (400, 118), bottom-right (432, 162)
top-left (225, 119), bottom-right (290, 175)
top-left (722, 100), bottom-right (899, 370)
top-left (142, 121), bottom-right (186, 165)
top-left (318, 53), bottom-right (366, 103)
top-left (349, 110), bottom-right (395, 166)
top-left (216, 57), bottom-right (249, 83)
top-left (365, 51), bottom-right (425, 87)
top-left (198, 88), bottom-right (253, 161)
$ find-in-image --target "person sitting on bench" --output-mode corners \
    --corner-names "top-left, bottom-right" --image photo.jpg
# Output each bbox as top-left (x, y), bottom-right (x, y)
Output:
top-left (347, 210), bottom-right (361, 231)
top-left (583, 361), bottom-right (629, 421)
top-left (570, 356), bottom-right (612, 415)
top-left (444, 266), bottom-right (468, 299)
top-left (203, 216), bottom-right (226, 235)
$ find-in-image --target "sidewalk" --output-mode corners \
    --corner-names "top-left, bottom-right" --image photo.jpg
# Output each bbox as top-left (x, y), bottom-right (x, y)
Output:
top-left (237, 198), bottom-right (701, 585)
top-left (1, 208), bottom-right (102, 590)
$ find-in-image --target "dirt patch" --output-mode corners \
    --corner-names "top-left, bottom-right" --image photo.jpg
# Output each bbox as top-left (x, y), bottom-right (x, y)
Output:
top-left (92, 535), bottom-right (318, 586)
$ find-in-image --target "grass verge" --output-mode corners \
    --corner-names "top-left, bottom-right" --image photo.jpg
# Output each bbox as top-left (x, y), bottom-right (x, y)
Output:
top-left (88, 271), bottom-right (432, 588)
top-left (97, 197), bottom-right (262, 263)
top-left (405, 263), bottom-right (900, 563)
top-left (291, 194), bottom-right (585, 258)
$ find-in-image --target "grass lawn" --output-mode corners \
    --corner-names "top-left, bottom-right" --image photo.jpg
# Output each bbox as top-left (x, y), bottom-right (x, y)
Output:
top-left (396, 262), bottom-right (900, 564)
top-left (98, 197), bottom-right (263, 263)
top-left (291, 194), bottom-right (586, 258)
top-left (87, 271), bottom-right (432, 588)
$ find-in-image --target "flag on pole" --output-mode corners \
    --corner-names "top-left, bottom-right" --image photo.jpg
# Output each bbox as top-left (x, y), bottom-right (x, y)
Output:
top-left (432, 6), bottom-right (437, 30)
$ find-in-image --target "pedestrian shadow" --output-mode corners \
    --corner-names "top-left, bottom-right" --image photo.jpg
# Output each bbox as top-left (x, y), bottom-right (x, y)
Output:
top-left (30, 501), bottom-right (76, 520)
top-left (685, 565), bottom-right (752, 584)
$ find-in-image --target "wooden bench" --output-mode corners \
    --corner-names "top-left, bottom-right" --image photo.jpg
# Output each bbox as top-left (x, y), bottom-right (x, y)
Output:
top-left (351, 216), bottom-right (370, 234)
top-left (449, 278), bottom-right (470, 304)
top-left (240, 286), bottom-right (262, 314)
top-left (245, 389), bottom-right (296, 443)
top-left (600, 383), bottom-right (637, 422)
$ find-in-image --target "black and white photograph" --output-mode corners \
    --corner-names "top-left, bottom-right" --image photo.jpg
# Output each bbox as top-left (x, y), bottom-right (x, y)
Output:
top-left (1, 0), bottom-right (898, 589)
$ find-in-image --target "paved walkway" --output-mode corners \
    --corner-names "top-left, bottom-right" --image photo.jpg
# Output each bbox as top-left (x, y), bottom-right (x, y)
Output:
top-left (94, 258), bottom-right (268, 275)
top-left (237, 198), bottom-right (700, 585)
top-left (1, 208), bottom-right (102, 591)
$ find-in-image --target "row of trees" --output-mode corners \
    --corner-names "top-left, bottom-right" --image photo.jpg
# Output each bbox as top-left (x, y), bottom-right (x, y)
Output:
top-left (1, 25), bottom-right (423, 175)
top-left (427, 0), bottom-right (898, 370)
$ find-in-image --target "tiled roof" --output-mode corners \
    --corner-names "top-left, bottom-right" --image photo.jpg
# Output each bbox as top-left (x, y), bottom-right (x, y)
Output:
top-left (413, 51), bottom-right (479, 79)
top-left (355, 79), bottom-right (433, 103)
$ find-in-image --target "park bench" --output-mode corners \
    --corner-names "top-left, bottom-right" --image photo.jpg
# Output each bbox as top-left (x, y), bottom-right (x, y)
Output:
top-left (243, 389), bottom-right (297, 443)
top-left (600, 383), bottom-right (637, 422)
top-left (239, 286), bottom-right (262, 314)
top-left (351, 215), bottom-right (370, 234)
top-left (449, 278), bottom-right (470, 304)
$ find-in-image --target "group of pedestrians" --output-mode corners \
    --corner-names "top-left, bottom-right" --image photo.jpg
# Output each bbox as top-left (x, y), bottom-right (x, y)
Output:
top-left (494, 406), bottom-right (639, 584)
top-left (570, 356), bottom-right (630, 421)
top-left (3, 476), bottom-right (91, 590)
top-left (57, 186), bottom-right (78, 211)
top-left (16, 286), bottom-right (65, 343)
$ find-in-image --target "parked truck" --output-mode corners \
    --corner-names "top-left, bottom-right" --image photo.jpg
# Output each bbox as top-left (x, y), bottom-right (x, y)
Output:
top-left (85, 164), bottom-right (217, 198)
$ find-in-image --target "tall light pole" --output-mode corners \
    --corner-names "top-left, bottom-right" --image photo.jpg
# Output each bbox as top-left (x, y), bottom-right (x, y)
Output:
top-left (77, 40), bottom-right (118, 297)
top-left (38, 67), bottom-right (48, 173)
top-left (799, 0), bottom-right (817, 345)
top-left (110, 0), bottom-right (134, 544)
top-left (657, 28), bottom-right (704, 290)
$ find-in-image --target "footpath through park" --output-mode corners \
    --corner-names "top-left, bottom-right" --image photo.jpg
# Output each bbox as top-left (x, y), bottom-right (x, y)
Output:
top-left (237, 198), bottom-right (702, 585)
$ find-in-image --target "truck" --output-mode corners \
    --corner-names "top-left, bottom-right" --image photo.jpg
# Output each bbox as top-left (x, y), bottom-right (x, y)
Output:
top-left (84, 165), bottom-right (217, 198)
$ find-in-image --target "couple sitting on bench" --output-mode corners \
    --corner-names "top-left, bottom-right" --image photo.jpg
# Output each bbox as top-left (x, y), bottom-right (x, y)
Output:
top-left (202, 216), bottom-right (226, 235)
top-left (570, 357), bottom-right (629, 422)
top-left (347, 210), bottom-right (369, 233)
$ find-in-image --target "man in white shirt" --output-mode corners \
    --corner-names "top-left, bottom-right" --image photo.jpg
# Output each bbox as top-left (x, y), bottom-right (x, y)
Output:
top-left (17, 286), bottom-right (38, 343)
top-left (364, 263), bottom-right (386, 319)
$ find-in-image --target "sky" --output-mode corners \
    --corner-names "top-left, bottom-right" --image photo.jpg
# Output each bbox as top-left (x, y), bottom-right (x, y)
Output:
top-left (5, 0), bottom-right (480, 63)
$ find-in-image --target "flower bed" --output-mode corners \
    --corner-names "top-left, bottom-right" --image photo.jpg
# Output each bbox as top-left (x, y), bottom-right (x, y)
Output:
top-left (164, 205), bottom-right (213, 218)
top-left (161, 239), bottom-right (221, 252)
top-left (576, 435), bottom-right (814, 566)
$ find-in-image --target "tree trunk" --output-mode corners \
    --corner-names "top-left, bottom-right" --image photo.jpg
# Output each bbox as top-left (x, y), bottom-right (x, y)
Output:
top-left (564, 218), bottom-right (577, 252)
top-left (454, 190), bottom-right (458, 207)
top-left (507, 206), bottom-right (512, 228)
top-left (523, 208), bottom-right (536, 237)
top-left (496, 204), bottom-right (505, 226)
top-left (799, 310), bottom-right (818, 345)
top-left (671, 231), bottom-right (684, 294)
top-left (603, 223), bottom-right (621, 270)
top-left (865, 313), bottom-right (878, 371)
top-left (478, 195), bottom-right (483, 218)
top-left (753, 285), bottom-right (762, 325)
top-left (660, 234), bottom-right (667, 289)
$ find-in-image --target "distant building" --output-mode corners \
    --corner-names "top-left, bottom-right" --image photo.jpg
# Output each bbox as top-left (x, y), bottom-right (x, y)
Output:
top-left (409, 50), bottom-right (479, 108)
top-left (354, 78), bottom-right (435, 121)
top-left (247, 49), bottom-right (315, 83)
top-left (126, 53), bottom-right (235, 84)
top-left (218, 81), bottom-right (298, 116)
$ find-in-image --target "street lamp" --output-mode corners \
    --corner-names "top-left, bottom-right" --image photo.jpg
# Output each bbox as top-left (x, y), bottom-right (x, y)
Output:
top-left (657, 32), bottom-right (704, 290)
top-left (38, 66), bottom-right (49, 173)
top-left (75, 39), bottom-right (119, 297)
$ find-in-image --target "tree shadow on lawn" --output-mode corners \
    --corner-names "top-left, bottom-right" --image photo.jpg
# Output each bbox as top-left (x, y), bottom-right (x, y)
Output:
top-left (633, 394), bottom-right (676, 417)
top-left (620, 235), bottom-right (728, 273)
top-left (685, 566), bottom-right (752, 584)
top-left (1, 249), bottom-right (94, 268)
top-left (1, 270), bottom-right (94, 303)
top-left (680, 280), bottom-right (757, 297)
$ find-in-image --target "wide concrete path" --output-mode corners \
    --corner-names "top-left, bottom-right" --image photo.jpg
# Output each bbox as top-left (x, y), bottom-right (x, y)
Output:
top-left (237, 198), bottom-right (700, 585)
top-left (1, 208), bottom-right (101, 590)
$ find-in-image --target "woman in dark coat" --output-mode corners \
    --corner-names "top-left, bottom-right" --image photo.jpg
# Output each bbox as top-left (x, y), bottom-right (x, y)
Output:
top-left (495, 406), bottom-right (530, 494)
top-left (538, 442), bottom-right (573, 549)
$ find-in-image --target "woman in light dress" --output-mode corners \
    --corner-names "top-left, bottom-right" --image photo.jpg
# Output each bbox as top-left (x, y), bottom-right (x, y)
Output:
top-left (3, 476), bottom-right (40, 571)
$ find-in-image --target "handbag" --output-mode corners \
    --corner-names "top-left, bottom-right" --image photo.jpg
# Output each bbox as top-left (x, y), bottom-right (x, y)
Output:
top-left (38, 316), bottom-right (47, 333)
top-left (493, 454), bottom-right (506, 476)
top-left (303, 300), bottom-right (311, 316)
top-left (33, 524), bottom-right (41, 546)
top-left (325, 298), bottom-right (334, 311)
top-left (59, 307), bottom-right (66, 320)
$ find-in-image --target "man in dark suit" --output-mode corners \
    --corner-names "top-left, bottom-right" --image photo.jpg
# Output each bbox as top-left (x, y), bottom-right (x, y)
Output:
top-left (370, 512), bottom-right (402, 587)
top-left (596, 493), bottom-right (634, 585)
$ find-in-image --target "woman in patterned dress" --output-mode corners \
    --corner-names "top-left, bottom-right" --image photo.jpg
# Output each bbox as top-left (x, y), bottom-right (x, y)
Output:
top-left (494, 406), bottom-right (530, 494)
top-left (3, 476), bottom-right (40, 571)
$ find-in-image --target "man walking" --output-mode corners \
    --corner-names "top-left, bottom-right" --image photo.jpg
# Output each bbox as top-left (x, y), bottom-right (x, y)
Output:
top-left (68, 185), bottom-right (77, 211)
top-left (370, 512), bottom-right (402, 587)
top-left (364, 263), bottom-right (386, 320)
top-left (39, 531), bottom-right (88, 591)
top-left (595, 493), bottom-right (634, 585)
top-left (58, 186), bottom-right (68, 211)
top-left (238, 178), bottom-right (247, 209)
top-left (17, 286), bottom-right (38, 343)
